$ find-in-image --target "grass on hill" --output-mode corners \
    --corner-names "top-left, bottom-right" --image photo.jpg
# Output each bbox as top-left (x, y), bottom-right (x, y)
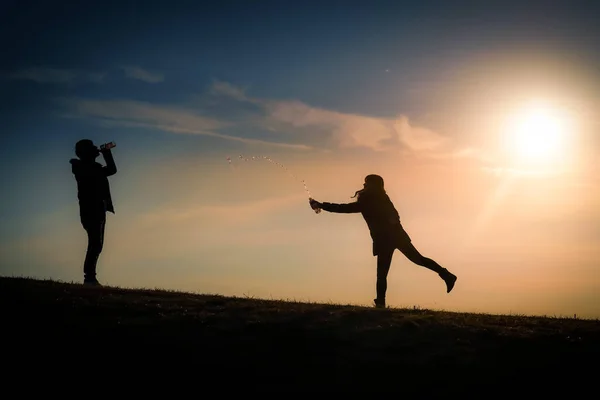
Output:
top-left (2, 276), bottom-right (598, 394)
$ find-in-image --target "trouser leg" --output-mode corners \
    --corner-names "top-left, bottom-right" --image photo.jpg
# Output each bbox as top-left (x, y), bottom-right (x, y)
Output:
top-left (82, 216), bottom-right (106, 281)
top-left (376, 247), bottom-right (395, 303)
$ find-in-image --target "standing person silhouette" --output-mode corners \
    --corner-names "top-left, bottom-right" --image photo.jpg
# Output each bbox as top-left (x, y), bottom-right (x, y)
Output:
top-left (69, 139), bottom-right (117, 286)
top-left (309, 174), bottom-right (457, 308)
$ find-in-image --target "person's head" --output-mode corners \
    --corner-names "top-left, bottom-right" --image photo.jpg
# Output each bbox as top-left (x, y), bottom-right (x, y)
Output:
top-left (75, 139), bottom-right (100, 161)
top-left (364, 174), bottom-right (384, 190)
top-left (352, 174), bottom-right (385, 198)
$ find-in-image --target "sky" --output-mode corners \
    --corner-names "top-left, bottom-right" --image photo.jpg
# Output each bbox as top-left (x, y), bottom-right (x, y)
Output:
top-left (1, 0), bottom-right (599, 318)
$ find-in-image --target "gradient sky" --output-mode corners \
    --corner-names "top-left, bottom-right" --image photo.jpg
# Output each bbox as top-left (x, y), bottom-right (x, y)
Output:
top-left (2, 0), bottom-right (599, 318)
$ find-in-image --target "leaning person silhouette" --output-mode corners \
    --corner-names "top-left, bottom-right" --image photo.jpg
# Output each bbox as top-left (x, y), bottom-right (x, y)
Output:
top-left (309, 174), bottom-right (457, 308)
top-left (70, 139), bottom-right (117, 286)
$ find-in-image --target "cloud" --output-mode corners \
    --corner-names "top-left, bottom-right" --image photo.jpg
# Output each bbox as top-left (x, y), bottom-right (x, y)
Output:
top-left (120, 66), bottom-right (164, 83)
top-left (60, 97), bottom-right (313, 150)
top-left (393, 117), bottom-right (450, 151)
top-left (6, 67), bottom-right (105, 84)
top-left (263, 99), bottom-right (395, 150)
top-left (210, 80), bottom-right (255, 103)
top-left (66, 98), bottom-right (224, 130)
top-left (263, 101), bottom-right (453, 153)
top-left (115, 121), bottom-right (312, 150)
top-left (210, 80), bottom-right (457, 155)
top-left (58, 78), bottom-right (474, 157)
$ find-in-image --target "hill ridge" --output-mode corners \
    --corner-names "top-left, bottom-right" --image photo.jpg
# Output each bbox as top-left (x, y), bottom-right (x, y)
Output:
top-left (2, 276), bottom-right (598, 394)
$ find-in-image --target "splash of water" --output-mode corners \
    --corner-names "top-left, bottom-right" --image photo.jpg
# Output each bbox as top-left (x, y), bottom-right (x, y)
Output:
top-left (226, 154), bottom-right (313, 199)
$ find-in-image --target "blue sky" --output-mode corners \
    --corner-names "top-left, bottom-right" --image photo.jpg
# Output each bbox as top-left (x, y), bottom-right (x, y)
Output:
top-left (2, 0), bottom-right (600, 317)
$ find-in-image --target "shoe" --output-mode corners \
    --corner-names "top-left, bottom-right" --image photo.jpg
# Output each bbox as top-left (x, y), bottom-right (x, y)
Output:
top-left (374, 298), bottom-right (386, 309)
top-left (439, 269), bottom-right (457, 293)
top-left (84, 278), bottom-right (102, 287)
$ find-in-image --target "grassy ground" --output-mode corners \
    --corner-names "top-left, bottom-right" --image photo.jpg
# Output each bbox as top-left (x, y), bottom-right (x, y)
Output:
top-left (2, 276), bottom-right (598, 395)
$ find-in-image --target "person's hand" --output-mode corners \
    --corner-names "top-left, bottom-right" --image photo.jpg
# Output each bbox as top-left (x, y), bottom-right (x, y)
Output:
top-left (309, 198), bottom-right (322, 209)
top-left (99, 142), bottom-right (116, 154)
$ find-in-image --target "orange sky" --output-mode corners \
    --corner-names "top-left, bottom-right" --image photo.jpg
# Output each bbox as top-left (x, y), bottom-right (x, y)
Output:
top-left (2, 2), bottom-right (599, 319)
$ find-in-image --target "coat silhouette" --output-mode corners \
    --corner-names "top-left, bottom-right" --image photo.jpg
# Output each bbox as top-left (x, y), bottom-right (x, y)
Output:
top-left (310, 174), bottom-right (457, 308)
top-left (70, 139), bottom-right (117, 285)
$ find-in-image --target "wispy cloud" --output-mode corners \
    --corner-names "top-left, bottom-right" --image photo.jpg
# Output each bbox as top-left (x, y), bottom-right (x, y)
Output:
top-left (210, 80), bottom-right (255, 103)
top-left (60, 97), bottom-right (313, 150)
top-left (6, 67), bottom-right (105, 84)
top-left (65, 98), bottom-right (224, 130)
top-left (263, 100), bottom-right (451, 153)
top-left (120, 65), bottom-right (164, 83)
top-left (58, 78), bottom-right (478, 157)
top-left (210, 79), bottom-right (462, 156)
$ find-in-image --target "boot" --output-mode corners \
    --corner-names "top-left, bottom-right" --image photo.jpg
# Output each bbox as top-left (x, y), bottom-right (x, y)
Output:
top-left (84, 273), bottom-right (101, 286)
top-left (374, 298), bottom-right (386, 309)
top-left (439, 268), bottom-right (457, 293)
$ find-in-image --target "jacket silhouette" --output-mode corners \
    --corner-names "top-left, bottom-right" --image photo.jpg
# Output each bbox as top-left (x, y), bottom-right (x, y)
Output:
top-left (316, 186), bottom-right (410, 257)
top-left (70, 139), bottom-right (117, 285)
top-left (70, 158), bottom-right (116, 216)
top-left (310, 174), bottom-right (457, 308)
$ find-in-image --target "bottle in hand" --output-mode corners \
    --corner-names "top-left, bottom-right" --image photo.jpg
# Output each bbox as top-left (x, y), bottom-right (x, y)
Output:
top-left (309, 198), bottom-right (322, 214)
top-left (100, 142), bottom-right (116, 151)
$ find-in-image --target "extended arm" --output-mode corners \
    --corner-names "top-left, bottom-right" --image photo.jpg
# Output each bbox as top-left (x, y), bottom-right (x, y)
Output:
top-left (320, 201), bottom-right (361, 214)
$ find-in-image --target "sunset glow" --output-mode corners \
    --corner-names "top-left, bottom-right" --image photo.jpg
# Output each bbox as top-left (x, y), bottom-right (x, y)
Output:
top-left (2, 1), bottom-right (599, 319)
top-left (502, 102), bottom-right (574, 173)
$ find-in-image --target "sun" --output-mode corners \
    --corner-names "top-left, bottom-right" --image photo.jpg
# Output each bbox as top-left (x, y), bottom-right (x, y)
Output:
top-left (503, 103), bottom-right (570, 168)
top-left (513, 108), bottom-right (563, 160)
